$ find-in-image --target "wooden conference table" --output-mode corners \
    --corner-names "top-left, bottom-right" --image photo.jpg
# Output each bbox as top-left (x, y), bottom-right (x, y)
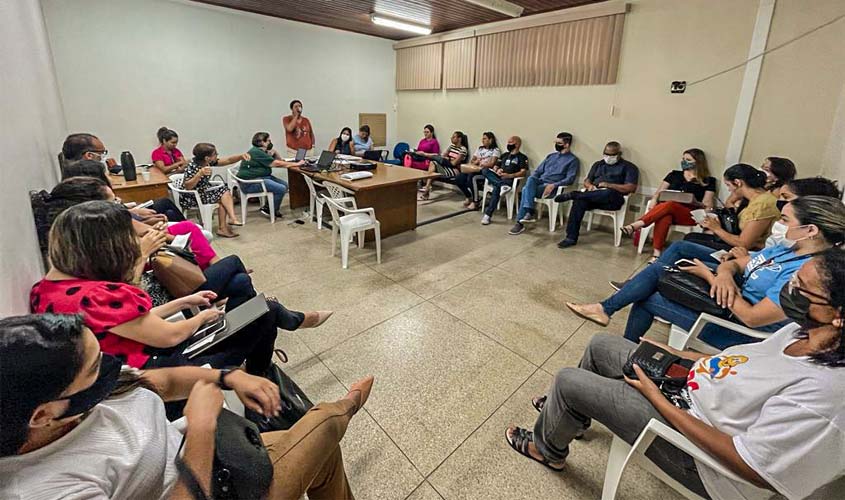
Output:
top-left (110, 168), bottom-right (170, 204)
top-left (287, 161), bottom-right (439, 238)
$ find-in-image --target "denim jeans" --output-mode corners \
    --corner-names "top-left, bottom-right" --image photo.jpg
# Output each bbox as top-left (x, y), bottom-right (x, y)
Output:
top-left (455, 172), bottom-right (483, 201)
top-left (599, 240), bottom-right (769, 348)
top-left (240, 175), bottom-right (288, 213)
top-left (564, 189), bottom-right (625, 242)
top-left (482, 169), bottom-right (503, 216)
top-left (516, 176), bottom-right (550, 221)
top-left (199, 255), bottom-right (255, 309)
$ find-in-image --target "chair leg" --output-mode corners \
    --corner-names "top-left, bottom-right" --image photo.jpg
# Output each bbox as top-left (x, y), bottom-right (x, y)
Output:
top-left (330, 224), bottom-right (338, 257)
top-left (374, 224), bottom-right (381, 264)
top-left (200, 206), bottom-right (214, 233)
top-left (481, 189), bottom-right (488, 213)
top-left (315, 201), bottom-right (323, 231)
top-left (549, 204), bottom-right (558, 232)
top-left (613, 215), bottom-right (622, 247)
top-left (340, 227), bottom-right (350, 269)
top-left (268, 193), bottom-right (275, 224)
top-left (638, 224), bottom-right (652, 254)
top-left (586, 212), bottom-right (594, 232)
top-left (506, 193), bottom-right (515, 219)
top-left (240, 194), bottom-right (248, 226)
top-left (357, 230), bottom-right (365, 248)
top-left (601, 435), bottom-right (632, 500)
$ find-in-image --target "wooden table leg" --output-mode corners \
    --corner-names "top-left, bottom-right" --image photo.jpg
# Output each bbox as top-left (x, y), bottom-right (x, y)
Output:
top-left (354, 182), bottom-right (417, 240)
top-left (287, 169), bottom-right (310, 210)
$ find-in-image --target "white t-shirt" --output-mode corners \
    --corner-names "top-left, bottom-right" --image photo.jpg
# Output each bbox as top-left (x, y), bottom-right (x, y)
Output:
top-left (0, 389), bottom-right (182, 500)
top-left (473, 146), bottom-right (500, 165)
top-left (687, 323), bottom-right (845, 499)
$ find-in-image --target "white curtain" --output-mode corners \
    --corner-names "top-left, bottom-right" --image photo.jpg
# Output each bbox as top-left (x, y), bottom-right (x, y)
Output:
top-left (0, 0), bottom-right (67, 316)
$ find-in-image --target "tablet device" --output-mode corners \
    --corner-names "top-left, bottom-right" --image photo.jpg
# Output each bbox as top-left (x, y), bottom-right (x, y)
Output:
top-left (183, 293), bottom-right (269, 357)
top-left (658, 190), bottom-right (695, 204)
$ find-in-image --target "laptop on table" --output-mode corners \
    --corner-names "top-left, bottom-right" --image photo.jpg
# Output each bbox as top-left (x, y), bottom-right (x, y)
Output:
top-left (300, 150), bottom-right (337, 172)
top-left (362, 150), bottom-right (382, 161)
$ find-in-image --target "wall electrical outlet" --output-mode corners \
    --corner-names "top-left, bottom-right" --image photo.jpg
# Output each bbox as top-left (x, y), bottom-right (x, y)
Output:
top-left (670, 81), bottom-right (687, 94)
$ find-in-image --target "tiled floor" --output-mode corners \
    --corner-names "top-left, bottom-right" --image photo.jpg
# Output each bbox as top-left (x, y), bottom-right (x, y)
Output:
top-left (214, 188), bottom-right (681, 500)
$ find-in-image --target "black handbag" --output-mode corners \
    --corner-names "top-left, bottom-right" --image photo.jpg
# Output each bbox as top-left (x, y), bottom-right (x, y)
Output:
top-left (712, 207), bottom-right (741, 235)
top-left (176, 409), bottom-right (273, 500)
top-left (623, 342), bottom-right (694, 408)
top-left (244, 350), bottom-right (314, 432)
top-left (657, 269), bottom-right (732, 318)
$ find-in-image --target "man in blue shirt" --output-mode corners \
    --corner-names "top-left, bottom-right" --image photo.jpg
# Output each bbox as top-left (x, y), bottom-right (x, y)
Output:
top-left (509, 132), bottom-right (579, 235)
top-left (555, 141), bottom-right (639, 248)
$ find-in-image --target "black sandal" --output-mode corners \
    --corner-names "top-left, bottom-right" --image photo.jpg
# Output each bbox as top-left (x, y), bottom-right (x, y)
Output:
top-left (505, 427), bottom-right (566, 472)
top-left (620, 225), bottom-right (636, 237)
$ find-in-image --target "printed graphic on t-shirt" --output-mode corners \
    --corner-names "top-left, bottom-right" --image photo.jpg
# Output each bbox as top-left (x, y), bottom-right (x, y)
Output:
top-left (687, 354), bottom-right (749, 391)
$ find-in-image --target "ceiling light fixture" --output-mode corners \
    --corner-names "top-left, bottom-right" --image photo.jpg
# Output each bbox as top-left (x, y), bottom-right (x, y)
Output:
top-left (463, 0), bottom-right (524, 18)
top-left (371, 14), bottom-right (432, 35)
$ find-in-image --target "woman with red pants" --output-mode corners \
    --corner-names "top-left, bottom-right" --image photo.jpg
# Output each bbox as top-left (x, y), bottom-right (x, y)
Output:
top-left (621, 148), bottom-right (716, 262)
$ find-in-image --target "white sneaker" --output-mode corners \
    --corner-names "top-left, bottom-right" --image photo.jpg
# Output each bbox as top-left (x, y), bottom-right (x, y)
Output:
top-left (481, 215), bottom-right (491, 225)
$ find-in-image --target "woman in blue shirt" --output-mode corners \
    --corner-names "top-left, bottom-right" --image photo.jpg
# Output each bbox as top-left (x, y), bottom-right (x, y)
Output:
top-left (566, 196), bottom-right (845, 348)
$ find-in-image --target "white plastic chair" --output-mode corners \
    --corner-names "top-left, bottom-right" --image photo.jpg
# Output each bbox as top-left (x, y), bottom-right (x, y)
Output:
top-left (301, 174), bottom-right (329, 231)
top-left (585, 194), bottom-right (631, 247)
top-left (602, 419), bottom-right (755, 500)
top-left (481, 176), bottom-right (523, 220)
top-left (321, 195), bottom-right (381, 269)
top-left (168, 173), bottom-right (219, 233)
top-left (637, 198), bottom-right (702, 254)
top-left (534, 185), bottom-right (568, 232)
top-left (667, 312), bottom-right (771, 354)
top-left (226, 166), bottom-right (275, 225)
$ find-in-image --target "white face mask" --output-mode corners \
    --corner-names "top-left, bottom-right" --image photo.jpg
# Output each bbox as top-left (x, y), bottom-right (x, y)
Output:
top-left (341, 134), bottom-right (350, 142)
top-left (770, 221), bottom-right (809, 249)
top-left (603, 155), bottom-right (619, 165)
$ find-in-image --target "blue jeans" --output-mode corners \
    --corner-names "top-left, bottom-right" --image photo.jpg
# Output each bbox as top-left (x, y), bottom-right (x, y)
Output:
top-left (599, 240), bottom-right (769, 348)
top-left (516, 176), bottom-right (551, 221)
top-left (482, 169), bottom-right (504, 216)
top-left (240, 175), bottom-right (287, 213)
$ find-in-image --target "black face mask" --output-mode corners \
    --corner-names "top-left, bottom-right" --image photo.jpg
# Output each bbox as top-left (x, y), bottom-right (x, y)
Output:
top-left (779, 283), bottom-right (829, 330)
top-left (776, 199), bottom-right (788, 212)
top-left (506, 144), bottom-right (516, 152)
top-left (266, 141), bottom-right (274, 151)
top-left (554, 143), bottom-right (565, 152)
top-left (54, 353), bottom-right (121, 419)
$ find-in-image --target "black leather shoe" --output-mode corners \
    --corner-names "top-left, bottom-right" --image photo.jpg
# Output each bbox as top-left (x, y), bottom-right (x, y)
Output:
top-left (554, 192), bottom-right (573, 203)
top-left (557, 239), bottom-right (577, 248)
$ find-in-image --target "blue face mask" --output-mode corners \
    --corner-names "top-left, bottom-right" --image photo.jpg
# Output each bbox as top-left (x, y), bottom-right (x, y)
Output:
top-left (680, 160), bottom-right (695, 170)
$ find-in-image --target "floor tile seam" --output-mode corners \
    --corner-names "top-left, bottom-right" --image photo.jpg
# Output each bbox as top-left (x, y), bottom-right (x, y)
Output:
top-left (422, 300), bottom-right (541, 371)
top-left (421, 363), bottom-right (545, 483)
top-left (537, 319), bottom-right (590, 378)
top-left (311, 350), bottom-right (430, 481)
top-left (402, 479), bottom-right (447, 500)
top-left (306, 300), bottom-right (429, 358)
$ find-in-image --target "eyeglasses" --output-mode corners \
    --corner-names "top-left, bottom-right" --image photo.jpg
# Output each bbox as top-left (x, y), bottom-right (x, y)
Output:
top-left (787, 274), bottom-right (831, 306)
top-left (89, 149), bottom-right (108, 158)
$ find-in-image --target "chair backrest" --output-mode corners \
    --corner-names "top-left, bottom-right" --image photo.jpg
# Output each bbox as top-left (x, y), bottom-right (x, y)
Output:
top-left (322, 181), bottom-right (348, 199)
top-left (169, 173), bottom-right (186, 190)
top-left (321, 196), bottom-right (348, 222)
top-left (392, 142), bottom-right (410, 160)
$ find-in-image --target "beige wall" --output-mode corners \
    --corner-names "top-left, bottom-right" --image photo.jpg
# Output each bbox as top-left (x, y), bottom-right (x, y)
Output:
top-left (744, 0), bottom-right (845, 177)
top-left (397, 0), bottom-right (844, 193)
top-left (42, 0), bottom-right (397, 164)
